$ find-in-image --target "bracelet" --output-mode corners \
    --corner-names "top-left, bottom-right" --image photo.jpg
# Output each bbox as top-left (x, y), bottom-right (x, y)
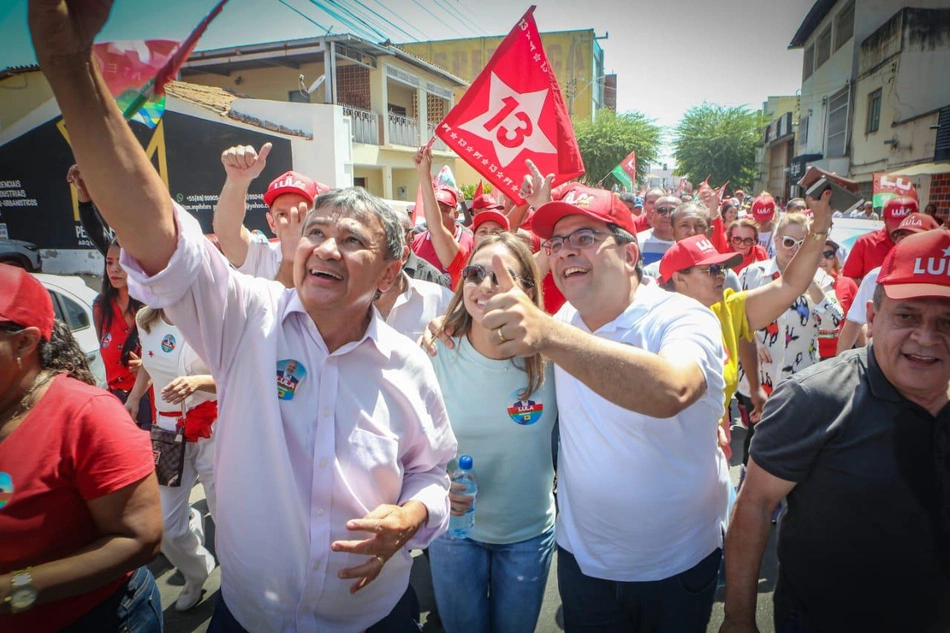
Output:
top-left (808, 229), bottom-right (830, 242)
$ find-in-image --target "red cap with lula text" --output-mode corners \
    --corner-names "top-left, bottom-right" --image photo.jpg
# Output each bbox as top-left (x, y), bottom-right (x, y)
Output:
top-left (892, 212), bottom-right (939, 236)
top-left (658, 235), bottom-right (742, 284)
top-left (0, 264), bottom-right (54, 341)
top-left (531, 184), bottom-right (635, 240)
top-left (883, 195), bottom-right (919, 223)
top-left (263, 171), bottom-right (328, 207)
top-left (877, 228), bottom-right (950, 300)
top-left (435, 187), bottom-right (459, 208)
top-left (751, 194), bottom-right (776, 223)
top-left (472, 210), bottom-right (510, 233)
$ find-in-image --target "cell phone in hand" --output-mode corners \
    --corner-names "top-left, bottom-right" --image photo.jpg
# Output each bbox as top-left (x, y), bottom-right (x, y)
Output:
top-left (805, 177), bottom-right (863, 214)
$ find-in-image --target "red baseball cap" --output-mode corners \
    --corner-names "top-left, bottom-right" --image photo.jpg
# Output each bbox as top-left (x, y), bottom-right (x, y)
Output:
top-left (751, 195), bottom-right (776, 223)
top-left (883, 196), bottom-right (919, 224)
top-left (658, 235), bottom-right (742, 284)
top-left (0, 264), bottom-right (54, 341)
top-left (877, 228), bottom-right (950, 299)
top-left (263, 171), bottom-right (327, 208)
top-left (891, 212), bottom-right (939, 237)
top-left (471, 193), bottom-right (504, 212)
top-left (435, 187), bottom-right (459, 208)
top-left (532, 184), bottom-right (636, 240)
top-left (472, 210), bottom-right (510, 233)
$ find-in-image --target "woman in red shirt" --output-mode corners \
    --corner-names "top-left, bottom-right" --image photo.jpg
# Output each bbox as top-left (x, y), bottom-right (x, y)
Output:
top-left (728, 219), bottom-right (769, 274)
top-left (93, 241), bottom-right (150, 429)
top-left (0, 264), bottom-right (162, 633)
top-left (817, 239), bottom-right (857, 359)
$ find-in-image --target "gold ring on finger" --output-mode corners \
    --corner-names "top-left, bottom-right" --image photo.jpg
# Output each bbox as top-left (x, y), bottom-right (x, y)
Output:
top-left (497, 326), bottom-right (509, 344)
top-left (374, 555), bottom-right (385, 567)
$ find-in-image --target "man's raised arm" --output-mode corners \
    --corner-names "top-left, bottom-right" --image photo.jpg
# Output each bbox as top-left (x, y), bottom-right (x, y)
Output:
top-left (213, 143), bottom-right (272, 268)
top-left (30, 0), bottom-right (174, 275)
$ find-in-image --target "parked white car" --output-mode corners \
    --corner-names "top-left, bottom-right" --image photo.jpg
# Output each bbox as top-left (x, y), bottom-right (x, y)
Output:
top-left (32, 273), bottom-right (106, 388)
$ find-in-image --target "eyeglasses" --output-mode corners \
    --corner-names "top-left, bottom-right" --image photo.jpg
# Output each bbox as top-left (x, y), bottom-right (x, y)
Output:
top-left (731, 236), bottom-right (755, 247)
top-left (779, 236), bottom-right (804, 249)
top-left (822, 250), bottom-right (837, 259)
top-left (541, 228), bottom-right (611, 255)
top-left (461, 263), bottom-right (533, 288)
top-left (654, 206), bottom-right (676, 216)
top-left (697, 264), bottom-right (727, 277)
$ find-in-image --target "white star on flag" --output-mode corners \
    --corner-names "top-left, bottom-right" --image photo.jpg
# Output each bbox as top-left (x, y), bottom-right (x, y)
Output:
top-left (457, 72), bottom-right (557, 169)
top-left (941, 246), bottom-right (950, 258)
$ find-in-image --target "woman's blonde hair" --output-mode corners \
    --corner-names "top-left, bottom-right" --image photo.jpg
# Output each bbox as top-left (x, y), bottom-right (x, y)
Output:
top-left (775, 211), bottom-right (810, 236)
top-left (439, 233), bottom-right (546, 398)
top-left (135, 306), bottom-right (164, 334)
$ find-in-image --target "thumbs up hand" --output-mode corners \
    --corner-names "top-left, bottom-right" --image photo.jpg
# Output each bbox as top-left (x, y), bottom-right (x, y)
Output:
top-left (481, 254), bottom-right (547, 357)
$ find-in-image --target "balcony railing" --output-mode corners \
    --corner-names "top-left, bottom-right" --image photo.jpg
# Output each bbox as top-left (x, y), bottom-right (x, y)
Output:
top-left (343, 105), bottom-right (379, 145)
top-left (388, 112), bottom-right (419, 147)
top-left (427, 124), bottom-right (448, 151)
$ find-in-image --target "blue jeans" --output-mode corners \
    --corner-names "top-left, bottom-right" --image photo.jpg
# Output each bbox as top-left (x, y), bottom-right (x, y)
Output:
top-left (557, 545), bottom-right (721, 633)
top-left (427, 525), bottom-right (556, 633)
top-left (208, 585), bottom-right (420, 633)
top-left (61, 566), bottom-right (162, 633)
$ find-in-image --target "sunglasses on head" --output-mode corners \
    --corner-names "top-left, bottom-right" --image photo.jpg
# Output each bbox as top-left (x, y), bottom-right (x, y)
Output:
top-left (461, 263), bottom-right (532, 288)
top-left (780, 236), bottom-right (804, 249)
top-left (731, 236), bottom-right (755, 246)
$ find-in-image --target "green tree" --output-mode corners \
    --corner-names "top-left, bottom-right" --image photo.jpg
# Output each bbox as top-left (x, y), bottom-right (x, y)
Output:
top-left (572, 110), bottom-right (663, 190)
top-left (673, 103), bottom-right (767, 191)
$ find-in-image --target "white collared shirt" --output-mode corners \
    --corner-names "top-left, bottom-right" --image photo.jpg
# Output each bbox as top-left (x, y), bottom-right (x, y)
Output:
top-left (552, 283), bottom-right (729, 582)
top-left (123, 204), bottom-right (457, 633)
top-left (383, 273), bottom-right (453, 341)
top-left (238, 233), bottom-right (282, 281)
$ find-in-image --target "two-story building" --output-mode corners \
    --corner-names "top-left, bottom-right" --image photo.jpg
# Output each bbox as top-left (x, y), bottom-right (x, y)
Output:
top-left (754, 96), bottom-right (800, 201)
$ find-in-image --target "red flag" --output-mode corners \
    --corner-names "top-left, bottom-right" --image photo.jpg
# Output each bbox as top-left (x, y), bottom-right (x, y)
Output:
top-left (872, 172), bottom-right (918, 208)
top-left (435, 7), bottom-right (584, 203)
top-left (717, 181), bottom-right (729, 203)
top-left (620, 150), bottom-right (636, 181)
top-left (153, 0), bottom-right (230, 95)
top-left (474, 181), bottom-right (484, 200)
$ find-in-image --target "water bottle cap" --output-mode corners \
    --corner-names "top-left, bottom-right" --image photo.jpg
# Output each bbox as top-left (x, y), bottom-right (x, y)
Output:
top-left (458, 455), bottom-right (473, 470)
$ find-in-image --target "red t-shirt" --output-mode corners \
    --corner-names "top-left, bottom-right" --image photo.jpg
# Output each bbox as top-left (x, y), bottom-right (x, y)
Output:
top-left (96, 300), bottom-right (137, 392)
top-left (411, 225), bottom-right (475, 274)
top-left (841, 228), bottom-right (894, 281)
top-left (818, 274), bottom-right (859, 359)
top-left (632, 213), bottom-right (651, 234)
top-left (0, 375), bottom-right (154, 632)
top-left (542, 272), bottom-right (567, 314)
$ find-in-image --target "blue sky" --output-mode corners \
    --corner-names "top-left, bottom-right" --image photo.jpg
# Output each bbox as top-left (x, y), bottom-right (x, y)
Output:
top-left (1, 0), bottom-right (812, 150)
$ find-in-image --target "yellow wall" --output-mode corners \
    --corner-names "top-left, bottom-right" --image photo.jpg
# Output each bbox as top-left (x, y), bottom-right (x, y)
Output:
top-left (401, 30), bottom-right (597, 121)
top-left (0, 71), bottom-right (54, 131)
top-left (354, 166), bottom-right (383, 195)
top-left (186, 61), bottom-right (328, 103)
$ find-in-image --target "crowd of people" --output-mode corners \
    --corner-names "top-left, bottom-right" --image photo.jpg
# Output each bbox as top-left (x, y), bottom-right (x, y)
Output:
top-left (2, 3), bottom-right (949, 633)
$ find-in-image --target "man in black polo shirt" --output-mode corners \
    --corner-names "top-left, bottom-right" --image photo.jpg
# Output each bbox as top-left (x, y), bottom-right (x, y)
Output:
top-left (721, 228), bottom-right (950, 633)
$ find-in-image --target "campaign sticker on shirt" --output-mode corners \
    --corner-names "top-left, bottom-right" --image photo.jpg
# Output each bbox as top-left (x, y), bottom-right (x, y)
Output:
top-left (507, 389), bottom-right (544, 426)
top-left (161, 333), bottom-right (176, 353)
top-left (101, 332), bottom-right (112, 348)
top-left (0, 472), bottom-right (12, 509)
top-left (277, 359), bottom-right (307, 401)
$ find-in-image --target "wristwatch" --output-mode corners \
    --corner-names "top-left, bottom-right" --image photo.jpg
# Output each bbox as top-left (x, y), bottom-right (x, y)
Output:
top-left (6, 569), bottom-right (37, 613)
top-left (808, 228), bottom-right (830, 242)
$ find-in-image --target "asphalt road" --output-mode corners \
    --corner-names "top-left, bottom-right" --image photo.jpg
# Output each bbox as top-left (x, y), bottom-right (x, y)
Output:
top-left (154, 422), bottom-right (777, 633)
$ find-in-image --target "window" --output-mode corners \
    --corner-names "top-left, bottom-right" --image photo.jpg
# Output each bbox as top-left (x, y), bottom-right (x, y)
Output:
top-left (799, 115), bottom-right (809, 147)
top-left (816, 26), bottom-right (832, 68)
top-left (866, 88), bottom-right (882, 134)
top-left (61, 295), bottom-right (90, 330)
top-left (803, 45), bottom-right (815, 81)
top-left (826, 87), bottom-right (850, 158)
top-left (835, 2), bottom-right (855, 52)
top-left (47, 290), bottom-right (65, 323)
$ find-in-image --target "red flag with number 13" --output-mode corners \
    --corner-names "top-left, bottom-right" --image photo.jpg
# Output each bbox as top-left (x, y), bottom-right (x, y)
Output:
top-left (435, 6), bottom-right (584, 204)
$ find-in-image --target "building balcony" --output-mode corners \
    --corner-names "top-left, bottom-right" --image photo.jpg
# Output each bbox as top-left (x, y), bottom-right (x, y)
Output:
top-left (427, 123), bottom-right (448, 151)
top-left (388, 112), bottom-right (419, 147)
top-left (343, 105), bottom-right (380, 145)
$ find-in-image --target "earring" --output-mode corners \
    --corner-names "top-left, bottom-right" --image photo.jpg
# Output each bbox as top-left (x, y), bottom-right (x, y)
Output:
top-left (15, 356), bottom-right (22, 369)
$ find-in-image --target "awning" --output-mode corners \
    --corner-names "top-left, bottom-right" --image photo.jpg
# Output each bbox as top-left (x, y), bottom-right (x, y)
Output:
top-left (890, 162), bottom-right (950, 176)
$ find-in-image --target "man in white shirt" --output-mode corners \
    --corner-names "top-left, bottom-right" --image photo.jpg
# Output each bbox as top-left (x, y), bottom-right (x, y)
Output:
top-left (30, 8), bottom-right (457, 632)
top-left (482, 182), bottom-right (729, 631)
top-left (212, 143), bottom-right (330, 285)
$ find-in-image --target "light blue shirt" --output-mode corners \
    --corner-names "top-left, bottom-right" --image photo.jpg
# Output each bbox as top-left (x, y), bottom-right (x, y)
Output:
top-left (429, 336), bottom-right (557, 544)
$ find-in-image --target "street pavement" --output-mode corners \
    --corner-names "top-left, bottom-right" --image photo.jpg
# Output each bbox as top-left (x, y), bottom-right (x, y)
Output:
top-left (155, 422), bottom-right (778, 633)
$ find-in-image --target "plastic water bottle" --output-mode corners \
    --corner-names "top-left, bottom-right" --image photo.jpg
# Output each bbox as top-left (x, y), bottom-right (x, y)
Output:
top-left (448, 455), bottom-right (477, 539)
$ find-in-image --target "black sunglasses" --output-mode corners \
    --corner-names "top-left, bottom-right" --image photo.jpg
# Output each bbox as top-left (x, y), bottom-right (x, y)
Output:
top-left (654, 206), bottom-right (676, 216)
top-left (461, 264), bottom-right (533, 288)
top-left (822, 250), bottom-right (837, 259)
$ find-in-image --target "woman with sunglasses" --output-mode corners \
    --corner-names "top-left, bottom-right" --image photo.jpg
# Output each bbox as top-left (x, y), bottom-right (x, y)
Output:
top-left (125, 307), bottom-right (218, 612)
top-left (94, 240), bottom-right (151, 429)
top-left (816, 240), bottom-right (857, 360)
top-left (727, 219), bottom-right (769, 274)
top-left (0, 265), bottom-right (162, 633)
top-left (658, 192), bottom-right (833, 450)
top-left (736, 211), bottom-right (843, 459)
top-left (427, 233), bottom-right (556, 633)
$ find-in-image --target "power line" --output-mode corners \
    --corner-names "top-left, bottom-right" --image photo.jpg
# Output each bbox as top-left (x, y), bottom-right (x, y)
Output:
top-left (326, 0), bottom-right (389, 41)
top-left (369, 0), bottom-right (429, 42)
top-left (278, 0), bottom-right (333, 34)
top-left (405, 0), bottom-right (468, 39)
top-left (442, 0), bottom-right (490, 36)
top-left (306, 0), bottom-right (380, 40)
top-left (342, 0), bottom-right (420, 42)
top-left (432, 0), bottom-right (485, 37)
